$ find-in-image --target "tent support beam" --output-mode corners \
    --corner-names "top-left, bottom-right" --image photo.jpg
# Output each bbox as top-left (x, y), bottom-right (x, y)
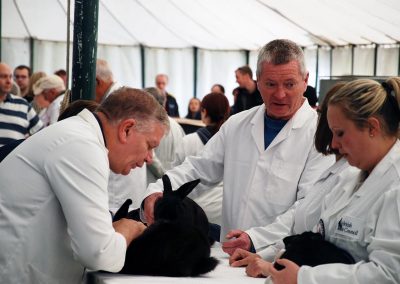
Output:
top-left (329, 47), bottom-right (333, 78)
top-left (374, 44), bottom-right (378, 76)
top-left (351, 45), bottom-right (355, 75)
top-left (140, 44), bottom-right (145, 88)
top-left (71, 0), bottom-right (99, 101)
top-left (29, 37), bottom-right (34, 70)
top-left (315, 46), bottom-right (319, 88)
top-left (398, 44), bottom-right (400, 76)
top-left (193, 47), bottom-right (198, 98)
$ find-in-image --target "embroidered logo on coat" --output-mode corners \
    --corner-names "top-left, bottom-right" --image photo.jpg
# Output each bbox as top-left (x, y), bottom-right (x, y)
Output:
top-left (335, 216), bottom-right (363, 240)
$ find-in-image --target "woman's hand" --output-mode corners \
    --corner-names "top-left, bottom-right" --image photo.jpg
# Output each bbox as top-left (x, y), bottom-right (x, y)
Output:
top-left (246, 258), bottom-right (273, 278)
top-left (269, 258), bottom-right (299, 284)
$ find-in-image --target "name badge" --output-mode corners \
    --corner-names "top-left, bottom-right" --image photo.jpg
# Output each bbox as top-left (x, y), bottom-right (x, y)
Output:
top-left (334, 215), bottom-right (364, 240)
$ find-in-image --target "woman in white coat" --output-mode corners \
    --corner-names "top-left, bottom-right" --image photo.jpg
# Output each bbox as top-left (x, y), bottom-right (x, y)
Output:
top-left (227, 82), bottom-right (359, 263)
top-left (245, 78), bottom-right (400, 284)
top-left (174, 92), bottom-right (230, 228)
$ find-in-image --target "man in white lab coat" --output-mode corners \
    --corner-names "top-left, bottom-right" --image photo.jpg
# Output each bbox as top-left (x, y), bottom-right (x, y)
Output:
top-left (0, 88), bottom-right (169, 284)
top-left (142, 39), bottom-right (334, 242)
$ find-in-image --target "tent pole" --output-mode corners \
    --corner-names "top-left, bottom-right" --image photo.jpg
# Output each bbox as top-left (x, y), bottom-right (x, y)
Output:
top-left (315, 45), bottom-right (319, 89)
top-left (398, 43), bottom-right (400, 76)
top-left (71, 0), bottom-right (99, 101)
top-left (329, 47), bottom-right (333, 78)
top-left (29, 37), bottom-right (34, 70)
top-left (193, 47), bottom-right (198, 98)
top-left (374, 44), bottom-right (378, 77)
top-left (140, 44), bottom-right (145, 88)
top-left (351, 45), bottom-right (355, 75)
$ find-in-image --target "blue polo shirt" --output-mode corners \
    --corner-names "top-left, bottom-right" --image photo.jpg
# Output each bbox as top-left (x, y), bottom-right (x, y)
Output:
top-left (264, 114), bottom-right (288, 150)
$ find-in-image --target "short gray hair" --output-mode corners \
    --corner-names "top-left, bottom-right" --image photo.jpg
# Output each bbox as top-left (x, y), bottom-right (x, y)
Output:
top-left (96, 59), bottom-right (114, 82)
top-left (144, 87), bottom-right (166, 106)
top-left (97, 87), bottom-right (170, 133)
top-left (256, 39), bottom-right (306, 79)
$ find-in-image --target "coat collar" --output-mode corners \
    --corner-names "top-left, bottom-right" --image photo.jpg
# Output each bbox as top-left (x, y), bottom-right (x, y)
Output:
top-left (250, 100), bottom-right (316, 153)
top-left (77, 109), bottom-right (107, 150)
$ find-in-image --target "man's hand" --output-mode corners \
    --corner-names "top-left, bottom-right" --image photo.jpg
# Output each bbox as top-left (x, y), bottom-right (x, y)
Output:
top-left (229, 248), bottom-right (260, 267)
top-left (268, 259), bottom-right (299, 284)
top-left (143, 192), bottom-right (163, 225)
top-left (113, 219), bottom-right (146, 245)
top-left (222, 229), bottom-right (251, 255)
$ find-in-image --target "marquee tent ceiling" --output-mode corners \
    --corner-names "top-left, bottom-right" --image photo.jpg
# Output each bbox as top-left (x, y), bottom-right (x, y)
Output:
top-left (3, 0), bottom-right (400, 49)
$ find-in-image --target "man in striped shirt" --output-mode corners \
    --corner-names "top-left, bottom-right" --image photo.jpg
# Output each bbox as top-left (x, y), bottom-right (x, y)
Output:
top-left (0, 63), bottom-right (43, 147)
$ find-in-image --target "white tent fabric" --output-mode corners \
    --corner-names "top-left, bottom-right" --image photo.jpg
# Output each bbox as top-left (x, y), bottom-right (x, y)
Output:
top-left (2, 0), bottom-right (400, 115)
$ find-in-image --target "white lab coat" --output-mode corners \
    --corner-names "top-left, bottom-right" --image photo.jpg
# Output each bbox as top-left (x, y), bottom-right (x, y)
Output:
top-left (298, 140), bottom-right (400, 284)
top-left (174, 132), bottom-right (223, 225)
top-left (252, 158), bottom-right (360, 260)
top-left (108, 166), bottom-right (147, 213)
top-left (144, 102), bottom-right (334, 238)
top-left (0, 109), bottom-right (126, 284)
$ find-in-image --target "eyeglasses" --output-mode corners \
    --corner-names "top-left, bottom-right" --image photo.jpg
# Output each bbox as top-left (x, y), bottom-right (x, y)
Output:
top-left (14, 75), bottom-right (28, 79)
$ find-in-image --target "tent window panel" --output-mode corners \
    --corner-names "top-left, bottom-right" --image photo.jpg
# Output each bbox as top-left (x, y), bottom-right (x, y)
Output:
top-left (317, 48), bottom-right (332, 96)
top-left (33, 40), bottom-right (70, 75)
top-left (97, 45), bottom-right (142, 88)
top-left (377, 46), bottom-right (399, 76)
top-left (249, 51), bottom-right (258, 78)
top-left (353, 46), bottom-right (374, 76)
top-left (144, 48), bottom-right (194, 117)
top-left (331, 47), bottom-right (352, 76)
top-left (1, 38), bottom-right (30, 68)
top-left (197, 50), bottom-right (246, 107)
top-left (304, 47), bottom-right (317, 88)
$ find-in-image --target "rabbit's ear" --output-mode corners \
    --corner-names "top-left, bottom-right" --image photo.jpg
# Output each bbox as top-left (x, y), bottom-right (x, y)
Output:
top-left (162, 174), bottom-right (173, 194)
top-left (113, 199), bottom-right (132, 222)
top-left (176, 179), bottom-right (201, 199)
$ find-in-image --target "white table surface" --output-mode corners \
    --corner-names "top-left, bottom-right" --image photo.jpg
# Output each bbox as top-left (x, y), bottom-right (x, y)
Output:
top-left (84, 244), bottom-right (265, 284)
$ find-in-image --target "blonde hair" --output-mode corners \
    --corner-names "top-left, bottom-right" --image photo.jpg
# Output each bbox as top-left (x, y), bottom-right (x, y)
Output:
top-left (328, 77), bottom-right (400, 137)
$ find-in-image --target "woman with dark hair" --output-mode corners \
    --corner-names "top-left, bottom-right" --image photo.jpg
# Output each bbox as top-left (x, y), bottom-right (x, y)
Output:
top-left (174, 92), bottom-right (230, 239)
top-left (185, 97), bottom-right (202, 120)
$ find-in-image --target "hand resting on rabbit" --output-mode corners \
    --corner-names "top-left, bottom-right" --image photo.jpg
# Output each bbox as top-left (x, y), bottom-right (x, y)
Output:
top-left (113, 174), bottom-right (219, 276)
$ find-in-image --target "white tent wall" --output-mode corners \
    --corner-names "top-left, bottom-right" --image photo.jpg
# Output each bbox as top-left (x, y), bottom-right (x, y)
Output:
top-left (377, 45), bottom-right (400, 76)
top-left (331, 46), bottom-right (353, 76)
top-left (2, 0), bottom-right (400, 113)
top-left (97, 45), bottom-right (142, 88)
top-left (144, 47), bottom-right (194, 117)
top-left (197, 50), bottom-right (246, 107)
top-left (1, 38), bottom-right (30, 67)
top-left (353, 46), bottom-right (375, 76)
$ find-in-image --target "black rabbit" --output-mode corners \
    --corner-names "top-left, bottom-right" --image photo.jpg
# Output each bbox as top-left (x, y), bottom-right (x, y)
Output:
top-left (113, 175), bottom-right (219, 277)
top-left (273, 231), bottom-right (355, 270)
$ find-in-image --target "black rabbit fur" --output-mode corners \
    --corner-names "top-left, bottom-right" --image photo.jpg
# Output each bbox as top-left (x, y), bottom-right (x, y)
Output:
top-left (113, 174), bottom-right (219, 277)
top-left (273, 231), bottom-right (355, 270)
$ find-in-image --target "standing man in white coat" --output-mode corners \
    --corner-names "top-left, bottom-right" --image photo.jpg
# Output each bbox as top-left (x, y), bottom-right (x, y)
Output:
top-left (142, 39), bottom-right (334, 241)
top-left (0, 88), bottom-right (169, 284)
